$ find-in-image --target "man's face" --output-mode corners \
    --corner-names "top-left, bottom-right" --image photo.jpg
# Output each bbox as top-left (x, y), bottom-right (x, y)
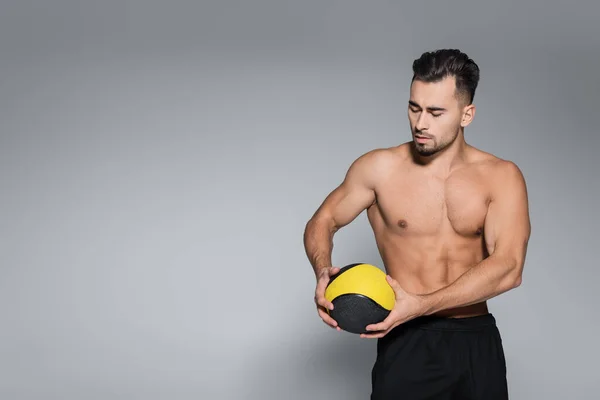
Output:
top-left (408, 76), bottom-right (471, 156)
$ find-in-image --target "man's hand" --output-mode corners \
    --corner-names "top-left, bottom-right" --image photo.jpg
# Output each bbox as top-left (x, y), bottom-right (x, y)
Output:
top-left (314, 266), bottom-right (341, 331)
top-left (360, 275), bottom-right (427, 339)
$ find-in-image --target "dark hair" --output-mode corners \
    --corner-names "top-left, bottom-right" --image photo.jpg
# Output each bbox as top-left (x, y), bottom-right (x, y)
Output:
top-left (412, 49), bottom-right (480, 105)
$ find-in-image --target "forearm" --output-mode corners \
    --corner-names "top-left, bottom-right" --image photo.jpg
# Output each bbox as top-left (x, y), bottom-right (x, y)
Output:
top-left (421, 254), bottom-right (523, 315)
top-left (303, 217), bottom-right (336, 277)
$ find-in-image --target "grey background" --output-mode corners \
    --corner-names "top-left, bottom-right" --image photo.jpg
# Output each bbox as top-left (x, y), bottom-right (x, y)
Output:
top-left (1, 1), bottom-right (598, 399)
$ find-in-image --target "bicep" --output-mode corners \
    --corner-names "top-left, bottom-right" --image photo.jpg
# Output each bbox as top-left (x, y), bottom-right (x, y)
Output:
top-left (314, 156), bottom-right (377, 229)
top-left (484, 162), bottom-right (531, 264)
top-left (320, 181), bottom-right (375, 228)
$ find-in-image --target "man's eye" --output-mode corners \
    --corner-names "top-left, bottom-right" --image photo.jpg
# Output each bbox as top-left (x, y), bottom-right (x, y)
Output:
top-left (432, 113), bottom-right (442, 118)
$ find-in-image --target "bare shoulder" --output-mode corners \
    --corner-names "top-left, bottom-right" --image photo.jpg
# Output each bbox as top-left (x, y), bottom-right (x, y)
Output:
top-left (467, 147), bottom-right (527, 195)
top-left (353, 146), bottom-right (400, 164)
top-left (340, 146), bottom-right (403, 192)
top-left (347, 146), bottom-right (401, 175)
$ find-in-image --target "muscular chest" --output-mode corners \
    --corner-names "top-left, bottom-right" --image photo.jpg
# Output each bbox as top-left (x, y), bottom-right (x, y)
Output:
top-left (372, 173), bottom-right (490, 237)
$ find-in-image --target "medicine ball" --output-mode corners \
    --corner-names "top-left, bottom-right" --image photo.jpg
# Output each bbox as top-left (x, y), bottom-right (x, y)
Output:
top-left (325, 263), bottom-right (395, 334)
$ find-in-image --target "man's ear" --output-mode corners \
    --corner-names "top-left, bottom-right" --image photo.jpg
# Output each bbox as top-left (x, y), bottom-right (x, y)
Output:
top-left (461, 104), bottom-right (476, 127)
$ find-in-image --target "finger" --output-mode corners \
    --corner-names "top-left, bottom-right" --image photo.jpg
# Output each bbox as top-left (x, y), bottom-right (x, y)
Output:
top-left (365, 313), bottom-right (396, 332)
top-left (365, 318), bottom-right (402, 337)
top-left (315, 294), bottom-right (334, 310)
top-left (315, 281), bottom-right (334, 310)
top-left (322, 319), bottom-right (342, 331)
top-left (360, 329), bottom-right (389, 339)
top-left (362, 320), bottom-right (399, 338)
top-left (329, 266), bottom-right (341, 275)
top-left (386, 274), bottom-right (398, 287)
top-left (315, 280), bottom-right (329, 298)
top-left (317, 307), bottom-right (338, 328)
top-left (365, 321), bottom-right (390, 333)
top-left (386, 275), bottom-right (404, 294)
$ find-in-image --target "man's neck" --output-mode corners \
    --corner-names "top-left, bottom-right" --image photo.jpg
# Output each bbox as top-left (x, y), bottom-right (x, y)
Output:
top-left (411, 135), bottom-right (468, 177)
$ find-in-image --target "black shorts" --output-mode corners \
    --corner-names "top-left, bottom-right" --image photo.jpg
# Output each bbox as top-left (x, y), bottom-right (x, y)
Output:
top-left (371, 313), bottom-right (508, 400)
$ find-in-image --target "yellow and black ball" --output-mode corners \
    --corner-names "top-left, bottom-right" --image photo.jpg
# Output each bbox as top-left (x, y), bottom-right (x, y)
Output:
top-left (325, 263), bottom-right (395, 334)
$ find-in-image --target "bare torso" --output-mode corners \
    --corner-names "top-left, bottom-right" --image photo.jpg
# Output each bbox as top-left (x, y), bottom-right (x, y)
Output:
top-left (366, 143), bottom-right (500, 317)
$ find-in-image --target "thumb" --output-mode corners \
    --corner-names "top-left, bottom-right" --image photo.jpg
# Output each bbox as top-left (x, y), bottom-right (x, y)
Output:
top-left (386, 275), bottom-right (404, 292)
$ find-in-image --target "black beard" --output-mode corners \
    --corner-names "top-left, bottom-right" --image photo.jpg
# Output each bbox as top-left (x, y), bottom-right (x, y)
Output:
top-left (414, 142), bottom-right (438, 156)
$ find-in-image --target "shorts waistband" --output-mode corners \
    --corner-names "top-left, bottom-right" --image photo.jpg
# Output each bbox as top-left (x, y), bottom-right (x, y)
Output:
top-left (402, 313), bottom-right (497, 331)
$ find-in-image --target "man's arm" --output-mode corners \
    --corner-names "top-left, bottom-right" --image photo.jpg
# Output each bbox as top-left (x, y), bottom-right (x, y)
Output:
top-left (421, 161), bottom-right (531, 314)
top-left (303, 151), bottom-right (380, 277)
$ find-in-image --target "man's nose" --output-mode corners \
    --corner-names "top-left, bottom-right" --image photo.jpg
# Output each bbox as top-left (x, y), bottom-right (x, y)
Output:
top-left (415, 113), bottom-right (428, 131)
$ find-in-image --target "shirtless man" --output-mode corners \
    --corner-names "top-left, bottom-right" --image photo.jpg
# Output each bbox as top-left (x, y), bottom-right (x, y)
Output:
top-left (303, 49), bottom-right (531, 399)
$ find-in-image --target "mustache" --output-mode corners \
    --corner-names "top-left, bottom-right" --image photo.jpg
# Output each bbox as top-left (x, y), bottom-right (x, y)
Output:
top-left (414, 131), bottom-right (433, 139)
